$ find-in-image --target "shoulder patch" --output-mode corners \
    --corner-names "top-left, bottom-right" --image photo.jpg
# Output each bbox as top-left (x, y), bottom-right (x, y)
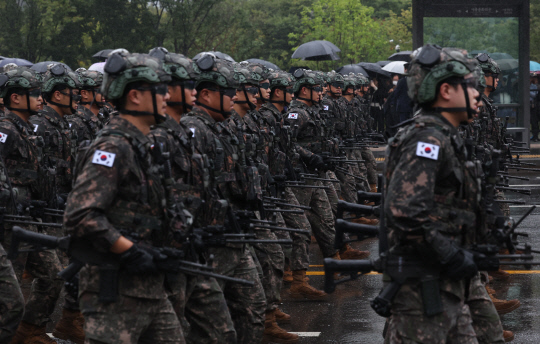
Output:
top-left (288, 113), bottom-right (298, 119)
top-left (189, 128), bottom-right (196, 137)
top-left (33, 124), bottom-right (39, 133)
top-left (92, 150), bottom-right (116, 167)
top-left (323, 105), bottom-right (329, 111)
top-left (0, 132), bottom-right (7, 143)
top-left (416, 141), bottom-right (439, 160)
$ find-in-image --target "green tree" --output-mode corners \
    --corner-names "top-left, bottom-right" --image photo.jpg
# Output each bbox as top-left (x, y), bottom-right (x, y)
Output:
top-left (289, 0), bottom-right (393, 69)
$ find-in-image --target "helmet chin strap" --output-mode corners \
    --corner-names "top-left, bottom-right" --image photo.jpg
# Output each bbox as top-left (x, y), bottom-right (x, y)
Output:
top-left (167, 84), bottom-right (193, 114)
top-left (432, 82), bottom-right (475, 121)
top-left (6, 90), bottom-right (37, 116)
top-left (80, 89), bottom-right (107, 109)
top-left (235, 88), bottom-right (257, 111)
top-left (297, 87), bottom-right (314, 105)
top-left (120, 89), bottom-right (166, 124)
top-left (195, 92), bottom-right (232, 119)
top-left (48, 89), bottom-right (77, 114)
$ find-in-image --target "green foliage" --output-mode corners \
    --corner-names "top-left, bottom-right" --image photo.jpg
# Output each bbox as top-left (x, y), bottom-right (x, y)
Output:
top-left (531, 0), bottom-right (540, 62)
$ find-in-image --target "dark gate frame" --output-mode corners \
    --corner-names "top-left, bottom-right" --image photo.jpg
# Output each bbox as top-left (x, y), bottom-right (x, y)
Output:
top-left (412, 0), bottom-right (530, 129)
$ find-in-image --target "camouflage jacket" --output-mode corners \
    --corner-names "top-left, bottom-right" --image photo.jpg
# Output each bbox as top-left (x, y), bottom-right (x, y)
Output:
top-left (30, 106), bottom-right (76, 194)
top-left (64, 116), bottom-right (169, 299)
top-left (285, 99), bottom-right (332, 154)
top-left (150, 114), bottom-right (211, 225)
top-left (182, 106), bottom-right (261, 209)
top-left (0, 110), bottom-right (42, 200)
top-left (478, 95), bottom-right (502, 149)
top-left (319, 95), bottom-right (343, 138)
top-left (336, 96), bottom-right (357, 138)
top-left (66, 105), bottom-right (103, 144)
top-left (258, 103), bottom-right (289, 175)
top-left (385, 111), bottom-right (480, 272)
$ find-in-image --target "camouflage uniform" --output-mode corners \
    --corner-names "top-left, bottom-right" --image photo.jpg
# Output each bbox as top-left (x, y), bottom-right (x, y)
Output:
top-left (151, 114), bottom-right (236, 343)
top-left (64, 116), bottom-right (184, 343)
top-left (181, 106), bottom-right (266, 343)
top-left (284, 99), bottom-right (338, 258)
top-left (30, 105), bottom-right (76, 198)
top-left (0, 109), bottom-right (66, 329)
top-left (67, 105), bottom-right (103, 144)
top-left (384, 111), bottom-right (480, 344)
top-left (0, 242), bottom-right (24, 342)
top-left (258, 102), bottom-right (311, 271)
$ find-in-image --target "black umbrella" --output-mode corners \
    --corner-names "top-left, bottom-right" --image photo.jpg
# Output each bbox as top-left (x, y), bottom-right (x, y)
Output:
top-left (0, 58), bottom-right (33, 67)
top-left (93, 49), bottom-right (114, 61)
top-left (376, 61), bottom-right (391, 67)
top-left (336, 64), bottom-right (368, 77)
top-left (388, 51), bottom-right (413, 62)
top-left (246, 58), bottom-right (280, 70)
top-left (357, 62), bottom-right (391, 78)
top-left (291, 40), bottom-right (341, 61)
top-left (193, 51), bottom-right (235, 63)
top-left (31, 61), bottom-right (73, 74)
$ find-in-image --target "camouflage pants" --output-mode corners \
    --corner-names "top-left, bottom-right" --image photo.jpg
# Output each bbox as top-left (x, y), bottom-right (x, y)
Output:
top-left (0, 243), bottom-right (24, 343)
top-left (467, 273), bottom-right (504, 344)
top-left (80, 291), bottom-right (184, 344)
top-left (334, 166), bottom-right (358, 204)
top-left (252, 229), bottom-right (285, 311)
top-left (495, 190), bottom-right (510, 217)
top-left (208, 246), bottom-right (266, 344)
top-left (292, 180), bottom-right (338, 258)
top-left (4, 226), bottom-right (64, 327)
top-left (279, 187), bottom-right (311, 271)
top-left (384, 282), bottom-right (478, 344)
top-left (271, 212), bottom-right (292, 263)
top-left (169, 273), bottom-right (237, 344)
top-left (361, 147), bottom-right (378, 185)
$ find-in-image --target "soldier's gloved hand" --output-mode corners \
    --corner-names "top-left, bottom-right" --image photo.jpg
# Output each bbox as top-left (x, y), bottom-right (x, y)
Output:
top-left (308, 154), bottom-right (328, 171)
top-left (119, 244), bottom-right (158, 274)
top-left (443, 249), bottom-right (478, 280)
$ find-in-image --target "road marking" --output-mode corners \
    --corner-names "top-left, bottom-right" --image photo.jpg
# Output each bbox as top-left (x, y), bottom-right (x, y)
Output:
top-left (289, 332), bottom-right (321, 337)
top-left (308, 270), bottom-right (540, 275)
top-left (508, 185), bottom-right (540, 187)
top-left (309, 265), bottom-right (323, 267)
top-left (509, 205), bottom-right (540, 208)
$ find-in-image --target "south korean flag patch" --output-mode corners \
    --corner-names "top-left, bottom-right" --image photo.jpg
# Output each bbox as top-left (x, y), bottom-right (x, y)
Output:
top-left (0, 132), bottom-right (8, 143)
top-left (416, 142), bottom-right (439, 160)
top-left (92, 150), bottom-right (116, 167)
top-left (288, 113), bottom-right (298, 119)
top-left (323, 105), bottom-right (329, 111)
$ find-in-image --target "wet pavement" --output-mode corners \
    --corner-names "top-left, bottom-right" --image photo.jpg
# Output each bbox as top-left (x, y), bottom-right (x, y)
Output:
top-left (278, 159), bottom-right (540, 343)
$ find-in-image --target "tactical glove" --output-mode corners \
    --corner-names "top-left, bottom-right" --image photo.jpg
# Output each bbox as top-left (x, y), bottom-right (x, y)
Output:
top-left (444, 249), bottom-right (478, 280)
top-left (308, 154), bottom-right (328, 171)
top-left (119, 244), bottom-right (158, 274)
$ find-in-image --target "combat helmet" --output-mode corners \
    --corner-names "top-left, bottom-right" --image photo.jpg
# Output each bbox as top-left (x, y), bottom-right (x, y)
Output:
top-left (476, 53), bottom-right (500, 91)
top-left (193, 54), bottom-right (238, 117)
top-left (149, 47), bottom-right (201, 113)
top-left (327, 71), bottom-right (345, 95)
top-left (234, 63), bottom-right (261, 110)
top-left (342, 74), bottom-right (356, 95)
top-left (474, 65), bottom-right (487, 95)
top-left (41, 63), bottom-right (82, 113)
top-left (408, 44), bottom-right (478, 117)
top-left (0, 66), bottom-right (42, 114)
top-left (102, 51), bottom-right (172, 123)
top-left (267, 70), bottom-right (295, 105)
top-left (76, 68), bottom-right (105, 107)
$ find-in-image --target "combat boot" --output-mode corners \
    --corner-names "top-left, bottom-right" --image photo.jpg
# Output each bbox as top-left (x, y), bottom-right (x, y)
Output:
top-left (363, 184), bottom-right (378, 205)
top-left (275, 308), bottom-right (291, 324)
top-left (489, 294), bottom-right (521, 315)
top-left (283, 267), bottom-right (293, 283)
top-left (52, 308), bottom-right (85, 344)
top-left (351, 217), bottom-right (379, 225)
top-left (489, 268), bottom-right (510, 281)
top-left (290, 270), bottom-right (328, 301)
top-left (503, 330), bottom-right (514, 342)
top-left (339, 244), bottom-right (370, 260)
top-left (262, 310), bottom-right (299, 343)
top-left (10, 321), bottom-right (56, 344)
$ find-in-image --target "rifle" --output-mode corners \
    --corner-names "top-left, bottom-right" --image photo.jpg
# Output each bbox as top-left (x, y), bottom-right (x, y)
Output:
top-left (9, 226), bottom-right (255, 303)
